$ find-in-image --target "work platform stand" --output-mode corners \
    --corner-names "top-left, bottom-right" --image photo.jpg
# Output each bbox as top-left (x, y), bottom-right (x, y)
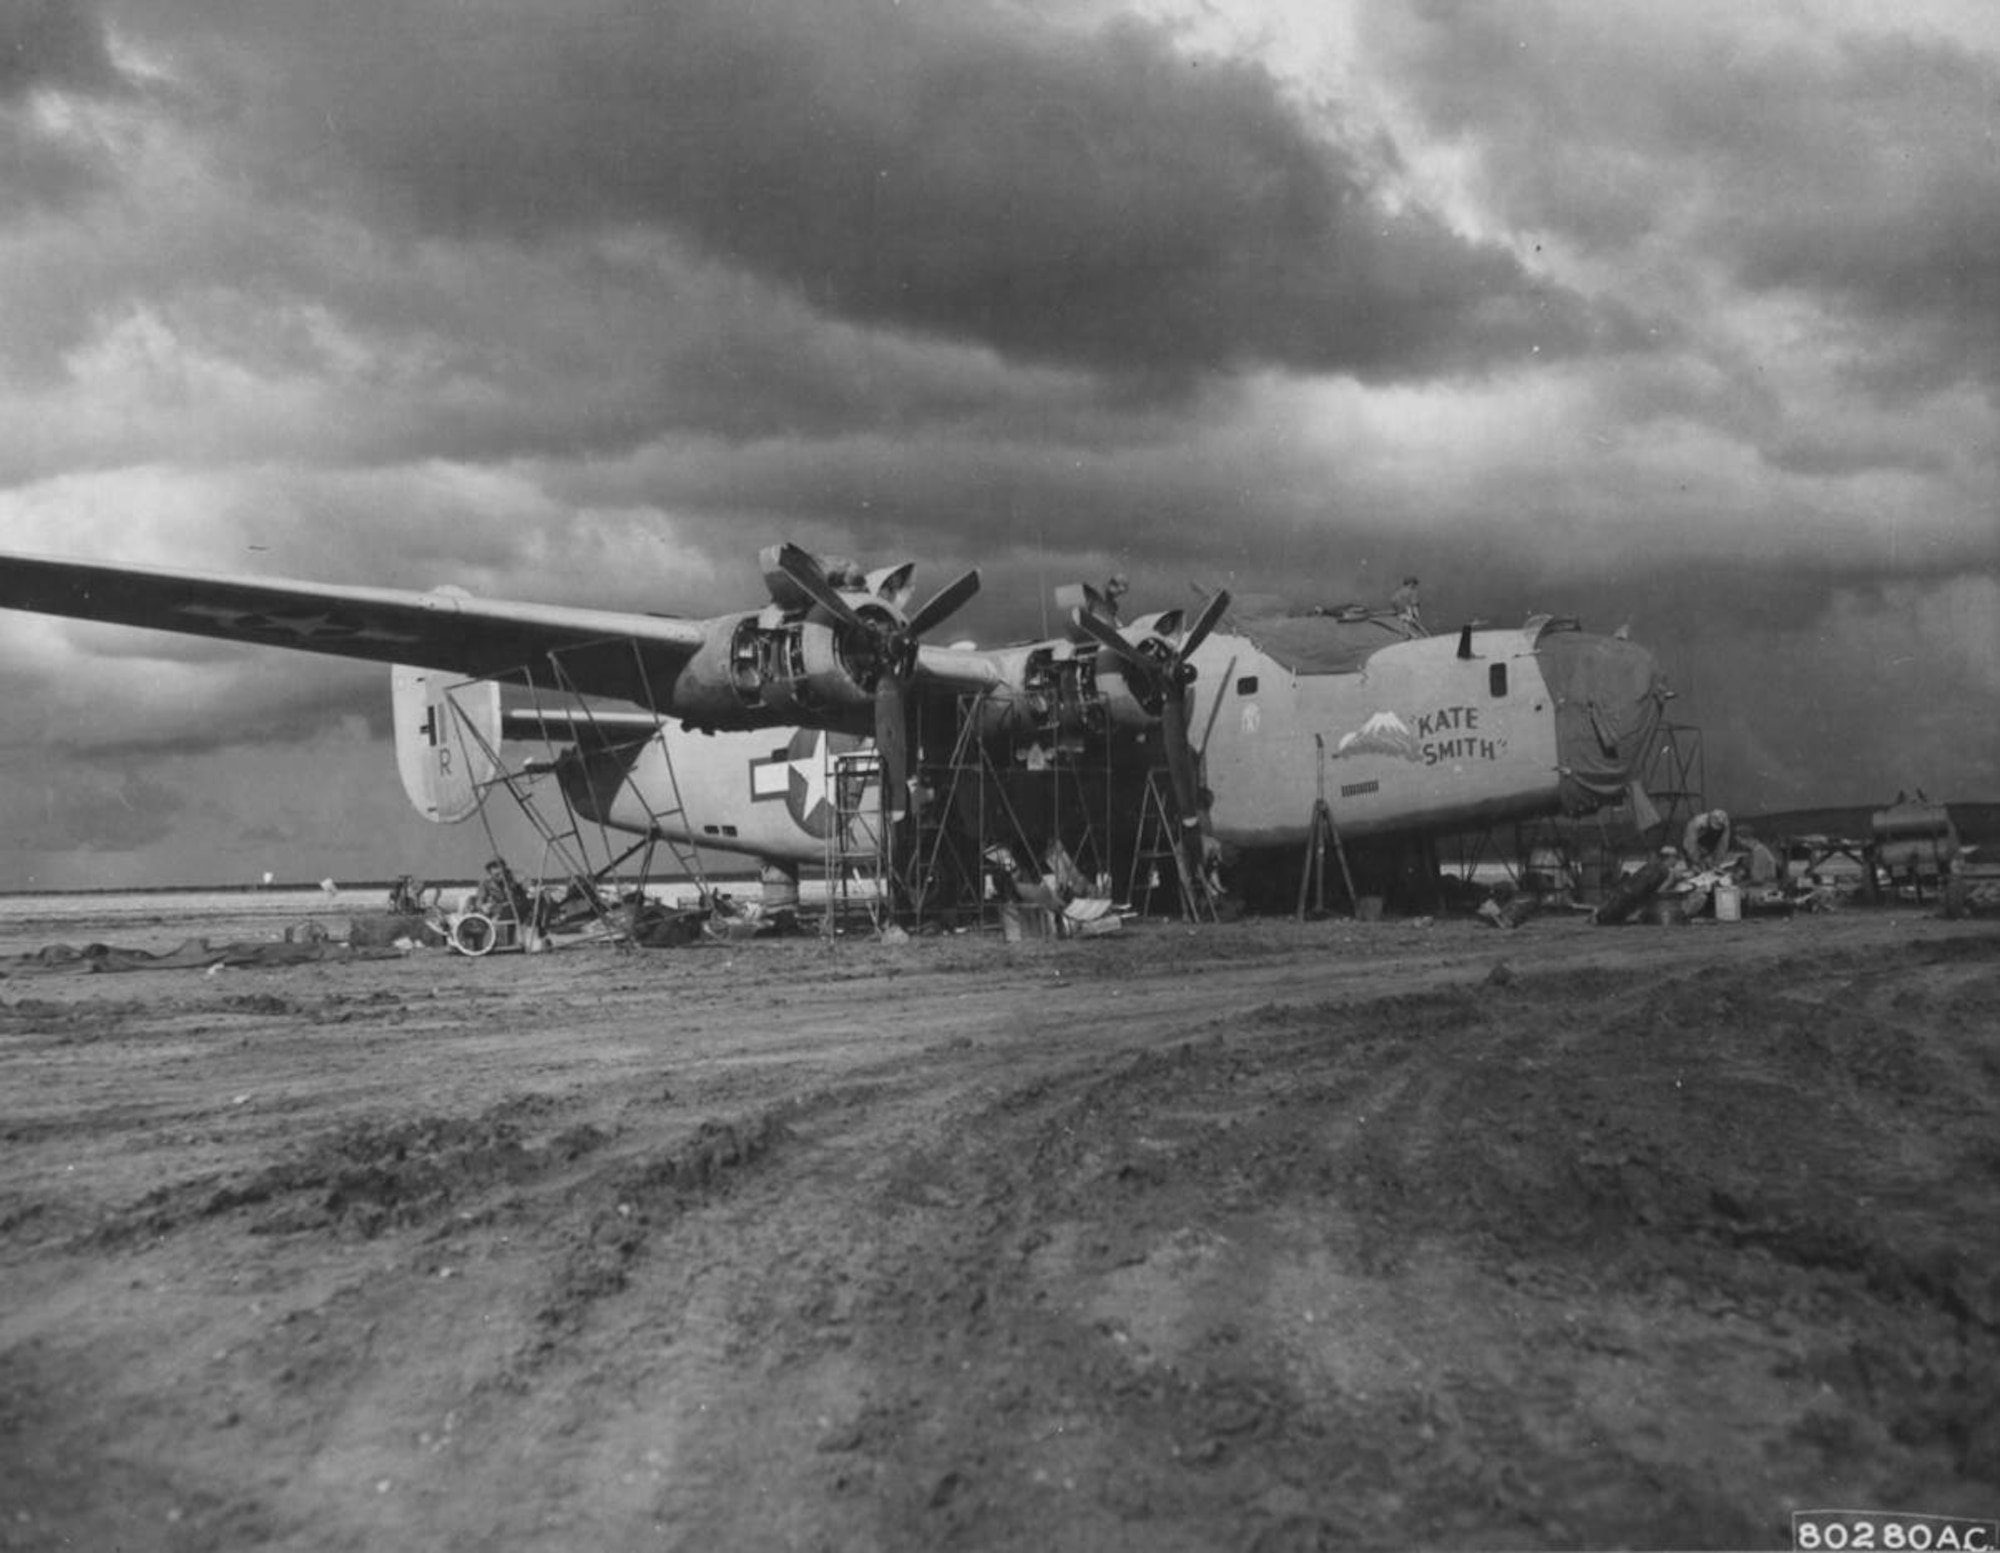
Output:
top-left (823, 745), bottom-right (888, 935)
top-left (1129, 771), bottom-right (1218, 923)
top-left (817, 705), bottom-right (1002, 937)
top-left (1644, 720), bottom-right (1706, 849)
top-left (440, 639), bottom-right (718, 944)
top-left (827, 694), bottom-right (1208, 936)
top-left (887, 692), bottom-right (1124, 933)
top-left (1445, 719), bottom-right (1706, 903)
top-left (821, 708), bottom-right (987, 936)
top-left (1449, 809), bottom-right (1628, 907)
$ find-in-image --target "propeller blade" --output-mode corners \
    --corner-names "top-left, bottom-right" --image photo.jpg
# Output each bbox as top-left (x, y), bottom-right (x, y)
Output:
top-left (775, 543), bottom-right (867, 630)
top-left (1177, 588), bottom-right (1231, 663)
top-left (1160, 687), bottom-right (1207, 879)
top-left (1160, 688), bottom-right (1202, 824)
top-left (874, 674), bottom-right (913, 824)
top-left (904, 567), bottom-right (981, 639)
top-left (1070, 607), bottom-right (1158, 681)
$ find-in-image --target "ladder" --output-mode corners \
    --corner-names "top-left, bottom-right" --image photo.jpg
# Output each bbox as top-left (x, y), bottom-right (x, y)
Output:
top-left (1127, 770), bottom-right (1216, 922)
top-left (536, 641), bottom-right (714, 904)
top-left (434, 639), bottom-right (719, 944)
top-left (824, 745), bottom-right (887, 934)
top-left (437, 687), bottom-right (633, 943)
top-left (919, 692), bottom-right (1047, 931)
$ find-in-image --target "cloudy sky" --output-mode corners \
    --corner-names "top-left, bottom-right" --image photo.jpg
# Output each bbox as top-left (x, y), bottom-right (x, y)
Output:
top-left (1, 0), bottom-right (1995, 889)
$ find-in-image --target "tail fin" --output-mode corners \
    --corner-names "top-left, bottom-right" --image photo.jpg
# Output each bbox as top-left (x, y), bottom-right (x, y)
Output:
top-left (392, 666), bottom-right (502, 823)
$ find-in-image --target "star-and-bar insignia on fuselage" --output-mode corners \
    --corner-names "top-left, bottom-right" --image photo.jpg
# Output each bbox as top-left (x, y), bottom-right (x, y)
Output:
top-left (749, 727), bottom-right (872, 839)
top-left (750, 727), bottom-right (837, 837)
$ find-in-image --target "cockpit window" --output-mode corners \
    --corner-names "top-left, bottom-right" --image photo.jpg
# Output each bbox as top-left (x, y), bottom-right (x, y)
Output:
top-left (1489, 664), bottom-right (1508, 697)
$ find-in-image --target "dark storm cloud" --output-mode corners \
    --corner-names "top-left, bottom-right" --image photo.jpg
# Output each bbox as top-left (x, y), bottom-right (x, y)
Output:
top-left (0, 767), bottom-right (184, 852)
top-left (0, 113), bottom-right (107, 212)
top-left (0, 647), bottom-right (381, 760)
top-left (1726, 70), bottom-right (2000, 393)
top-left (0, 0), bottom-right (123, 99)
top-left (0, 202), bottom-right (1096, 480)
top-left (1391, 5), bottom-right (2000, 391)
top-left (1685, 31), bottom-right (2000, 388)
top-left (0, 0), bottom-right (129, 218)
top-left (124, 0), bottom-right (1626, 383)
top-left (51, 682), bottom-right (382, 758)
top-left (3, 0), bottom-right (1992, 891)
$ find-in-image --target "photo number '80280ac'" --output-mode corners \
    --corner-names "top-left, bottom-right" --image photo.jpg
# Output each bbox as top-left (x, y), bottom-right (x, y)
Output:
top-left (1793, 1511), bottom-right (1998, 1551)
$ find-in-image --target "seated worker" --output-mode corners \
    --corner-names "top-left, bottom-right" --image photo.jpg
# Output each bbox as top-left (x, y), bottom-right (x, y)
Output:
top-left (473, 858), bottom-right (529, 922)
top-left (1735, 826), bottom-right (1782, 888)
top-left (387, 874), bottom-right (429, 914)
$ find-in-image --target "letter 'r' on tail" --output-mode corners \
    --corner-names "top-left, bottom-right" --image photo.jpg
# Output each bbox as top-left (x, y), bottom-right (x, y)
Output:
top-left (391, 666), bottom-right (502, 823)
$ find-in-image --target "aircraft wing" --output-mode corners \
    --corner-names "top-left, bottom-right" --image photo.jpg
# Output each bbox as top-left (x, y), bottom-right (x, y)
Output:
top-left (0, 550), bottom-right (712, 708)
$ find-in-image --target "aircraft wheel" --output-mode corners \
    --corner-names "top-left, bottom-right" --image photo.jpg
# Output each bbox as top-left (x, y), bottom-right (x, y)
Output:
top-left (452, 913), bottom-right (498, 956)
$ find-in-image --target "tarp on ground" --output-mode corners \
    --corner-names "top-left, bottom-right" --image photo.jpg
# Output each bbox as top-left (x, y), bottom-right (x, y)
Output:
top-left (1, 939), bottom-right (410, 976)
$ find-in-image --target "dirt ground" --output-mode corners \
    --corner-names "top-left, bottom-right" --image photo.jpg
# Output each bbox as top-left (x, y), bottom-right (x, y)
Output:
top-left (2, 904), bottom-right (1997, 1552)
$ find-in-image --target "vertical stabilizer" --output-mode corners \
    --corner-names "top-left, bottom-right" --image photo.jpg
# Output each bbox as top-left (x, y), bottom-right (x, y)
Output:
top-left (392, 666), bottom-right (502, 823)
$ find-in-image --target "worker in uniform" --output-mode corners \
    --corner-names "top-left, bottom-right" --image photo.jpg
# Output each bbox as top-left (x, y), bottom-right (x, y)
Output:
top-left (1390, 575), bottom-right (1424, 632)
top-left (474, 858), bottom-right (528, 923)
top-left (1736, 825), bottom-right (1781, 887)
top-left (387, 875), bottom-right (430, 914)
top-left (1682, 809), bottom-right (1733, 871)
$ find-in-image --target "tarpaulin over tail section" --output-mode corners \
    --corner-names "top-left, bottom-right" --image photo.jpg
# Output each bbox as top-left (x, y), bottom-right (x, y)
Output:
top-left (1536, 623), bottom-right (1671, 813)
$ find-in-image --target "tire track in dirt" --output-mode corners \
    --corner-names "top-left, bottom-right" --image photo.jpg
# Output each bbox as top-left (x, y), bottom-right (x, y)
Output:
top-left (4, 915), bottom-right (1995, 1549)
top-left (732, 935), bottom-right (2000, 1550)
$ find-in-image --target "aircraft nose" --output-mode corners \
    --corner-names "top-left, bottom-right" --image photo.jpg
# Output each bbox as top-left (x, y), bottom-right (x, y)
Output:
top-left (1538, 630), bottom-right (1671, 812)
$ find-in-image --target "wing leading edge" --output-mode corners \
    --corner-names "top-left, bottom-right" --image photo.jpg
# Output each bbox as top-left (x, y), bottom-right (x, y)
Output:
top-left (0, 550), bottom-right (711, 708)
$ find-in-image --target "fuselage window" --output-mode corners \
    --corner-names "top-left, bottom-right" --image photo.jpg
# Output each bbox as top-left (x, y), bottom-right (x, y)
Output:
top-left (1236, 675), bottom-right (1259, 696)
top-left (1489, 663), bottom-right (1508, 698)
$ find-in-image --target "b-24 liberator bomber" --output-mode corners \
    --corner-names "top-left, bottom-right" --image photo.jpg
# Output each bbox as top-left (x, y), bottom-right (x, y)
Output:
top-left (0, 544), bottom-right (1669, 907)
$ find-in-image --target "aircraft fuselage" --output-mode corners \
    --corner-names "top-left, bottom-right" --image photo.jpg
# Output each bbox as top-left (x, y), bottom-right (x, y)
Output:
top-left (1196, 625), bottom-right (1561, 847)
top-left (551, 618), bottom-right (1664, 865)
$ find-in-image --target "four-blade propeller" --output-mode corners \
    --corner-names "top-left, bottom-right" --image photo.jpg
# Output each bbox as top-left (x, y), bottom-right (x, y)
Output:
top-left (1070, 587), bottom-right (1230, 875)
top-left (778, 543), bottom-right (1226, 875)
top-left (774, 543), bottom-right (980, 823)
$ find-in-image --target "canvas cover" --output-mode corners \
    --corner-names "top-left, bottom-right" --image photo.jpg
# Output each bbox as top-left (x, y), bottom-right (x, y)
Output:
top-left (1235, 610), bottom-right (1423, 676)
top-left (1536, 626), bottom-right (1670, 811)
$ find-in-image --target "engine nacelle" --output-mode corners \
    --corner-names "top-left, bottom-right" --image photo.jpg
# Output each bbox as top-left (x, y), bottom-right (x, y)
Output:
top-left (704, 612), bottom-right (886, 732)
top-left (1093, 658), bottom-right (1162, 733)
top-left (958, 640), bottom-right (1157, 755)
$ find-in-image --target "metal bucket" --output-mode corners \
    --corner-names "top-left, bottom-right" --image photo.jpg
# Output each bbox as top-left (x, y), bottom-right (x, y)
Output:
top-left (1714, 883), bottom-right (1742, 922)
